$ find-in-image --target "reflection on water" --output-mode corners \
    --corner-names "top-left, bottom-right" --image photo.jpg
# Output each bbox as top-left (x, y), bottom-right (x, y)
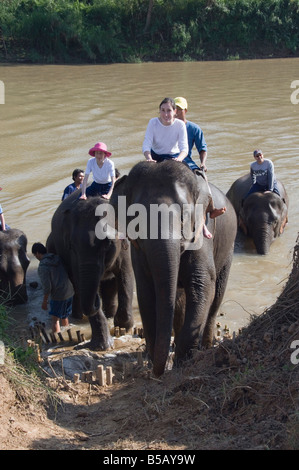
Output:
top-left (1, 59), bottom-right (298, 337)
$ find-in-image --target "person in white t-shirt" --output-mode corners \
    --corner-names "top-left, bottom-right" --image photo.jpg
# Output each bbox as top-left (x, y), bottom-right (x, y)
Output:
top-left (143, 97), bottom-right (188, 163)
top-left (142, 98), bottom-right (225, 239)
top-left (80, 142), bottom-right (116, 200)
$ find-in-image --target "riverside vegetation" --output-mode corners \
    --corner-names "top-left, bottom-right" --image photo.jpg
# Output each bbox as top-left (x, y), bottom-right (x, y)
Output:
top-left (0, 0), bottom-right (299, 63)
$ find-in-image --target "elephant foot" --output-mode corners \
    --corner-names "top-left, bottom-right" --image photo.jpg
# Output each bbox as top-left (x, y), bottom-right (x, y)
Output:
top-left (75, 337), bottom-right (114, 351)
top-left (86, 310), bottom-right (114, 351)
top-left (114, 312), bottom-right (134, 331)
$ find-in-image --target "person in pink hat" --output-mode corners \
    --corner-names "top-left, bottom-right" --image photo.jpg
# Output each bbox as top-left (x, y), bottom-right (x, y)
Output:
top-left (79, 142), bottom-right (116, 200)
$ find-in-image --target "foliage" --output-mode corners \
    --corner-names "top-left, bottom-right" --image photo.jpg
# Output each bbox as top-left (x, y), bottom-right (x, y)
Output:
top-left (0, 303), bottom-right (38, 372)
top-left (0, 0), bottom-right (298, 63)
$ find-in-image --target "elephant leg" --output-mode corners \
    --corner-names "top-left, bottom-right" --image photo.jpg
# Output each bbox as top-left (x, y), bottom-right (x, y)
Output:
top-left (114, 254), bottom-right (134, 331)
top-left (174, 252), bottom-right (216, 364)
top-left (131, 247), bottom-right (156, 362)
top-left (202, 255), bottom-right (233, 348)
top-left (100, 278), bottom-right (118, 319)
top-left (76, 308), bottom-right (114, 351)
top-left (71, 292), bottom-right (83, 319)
top-left (174, 288), bottom-right (186, 338)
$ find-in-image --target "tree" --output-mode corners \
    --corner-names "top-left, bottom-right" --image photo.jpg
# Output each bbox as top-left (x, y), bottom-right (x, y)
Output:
top-left (144, 0), bottom-right (154, 32)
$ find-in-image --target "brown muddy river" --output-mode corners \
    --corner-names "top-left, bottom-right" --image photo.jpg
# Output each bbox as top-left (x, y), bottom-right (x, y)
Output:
top-left (0, 59), bottom-right (298, 339)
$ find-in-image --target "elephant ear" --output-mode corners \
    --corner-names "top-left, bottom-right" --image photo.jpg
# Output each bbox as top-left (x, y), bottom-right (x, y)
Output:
top-left (280, 215), bottom-right (288, 234)
top-left (62, 209), bottom-right (72, 250)
top-left (17, 233), bottom-right (28, 251)
top-left (238, 215), bottom-right (248, 235)
top-left (181, 190), bottom-right (205, 251)
top-left (114, 174), bottom-right (127, 189)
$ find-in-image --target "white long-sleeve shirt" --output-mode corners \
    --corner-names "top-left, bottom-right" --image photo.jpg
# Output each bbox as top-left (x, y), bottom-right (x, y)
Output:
top-left (142, 117), bottom-right (188, 156)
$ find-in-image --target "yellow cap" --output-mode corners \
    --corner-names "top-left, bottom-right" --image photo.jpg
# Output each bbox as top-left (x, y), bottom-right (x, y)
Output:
top-left (174, 97), bottom-right (188, 110)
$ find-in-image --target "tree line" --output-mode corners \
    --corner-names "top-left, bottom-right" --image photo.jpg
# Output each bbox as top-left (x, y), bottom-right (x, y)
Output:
top-left (0, 0), bottom-right (298, 63)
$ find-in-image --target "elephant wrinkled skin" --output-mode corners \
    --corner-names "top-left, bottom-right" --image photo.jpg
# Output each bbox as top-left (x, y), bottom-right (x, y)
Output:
top-left (111, 161), bottom-right (237, 376)
top-left (47, 191), bottom-right (134, 351)
top-left (226, 173), bottom-right (289, 255)
top-left (0, 229), bottom-right (30, 305)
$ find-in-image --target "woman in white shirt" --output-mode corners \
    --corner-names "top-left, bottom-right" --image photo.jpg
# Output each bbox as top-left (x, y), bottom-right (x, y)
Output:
top-left (142, 98), bottom-right (226, 239)
top-left (80, 142), bottom-right (115, 200)
top-left (143, 97), bottom-right (188, 163)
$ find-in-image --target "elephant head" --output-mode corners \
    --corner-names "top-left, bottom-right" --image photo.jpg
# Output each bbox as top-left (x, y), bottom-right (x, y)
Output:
top-left (0, 229), bottom-right (30, 304)
top-left (48, 192), bottom-right (134, 351)
top-left (111, 161), bottom-right (229, 377)
top-left (239, 191), bottom-right (288, 255)
top-left (226, 173), bottom-right (289, 255)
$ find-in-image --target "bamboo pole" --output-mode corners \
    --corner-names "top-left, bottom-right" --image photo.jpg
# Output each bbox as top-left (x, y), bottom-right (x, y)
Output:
top-left (106, 366), bottom-right (113, 385)
top-left (67, 329), bottom-right (73, 342)
top-left (96, 365), bottom-right (105, 386)
top-left (76, 330), bottom-right (82, 342)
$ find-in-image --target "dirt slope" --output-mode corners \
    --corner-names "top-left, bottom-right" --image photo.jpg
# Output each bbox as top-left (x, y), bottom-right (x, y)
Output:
top-left (1, 240), bottom-right (299, 451)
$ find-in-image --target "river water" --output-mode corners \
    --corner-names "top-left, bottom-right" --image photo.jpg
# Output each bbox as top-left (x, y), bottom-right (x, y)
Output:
top-left (0, 59), bottom-right (298, 338)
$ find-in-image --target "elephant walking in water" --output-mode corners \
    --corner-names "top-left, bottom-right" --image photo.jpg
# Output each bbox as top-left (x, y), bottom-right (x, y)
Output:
top-left (226, 173), bottom-right (288, 255)
top-left (111, 161), bottom-right (237, 376)
top-left (47, 191), bottom-right (134, 351)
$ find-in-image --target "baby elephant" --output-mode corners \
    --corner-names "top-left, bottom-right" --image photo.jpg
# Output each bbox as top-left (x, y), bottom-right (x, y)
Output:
top-left (0, 229), bottom-right (30, 304)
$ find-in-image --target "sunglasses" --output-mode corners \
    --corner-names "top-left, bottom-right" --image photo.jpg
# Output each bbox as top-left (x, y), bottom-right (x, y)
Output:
top-left (255, 153), bottom-right (262, 158)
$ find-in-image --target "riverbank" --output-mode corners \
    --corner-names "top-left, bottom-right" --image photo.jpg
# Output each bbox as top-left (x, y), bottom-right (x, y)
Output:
top-left (1, 236), bottom-right (298, 450)
top-left (0, 0), bottom-right (298, 64)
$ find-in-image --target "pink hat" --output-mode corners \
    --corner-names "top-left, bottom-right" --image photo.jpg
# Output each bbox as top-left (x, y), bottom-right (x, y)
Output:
top-left (89, 142), bottom-right (112, 157)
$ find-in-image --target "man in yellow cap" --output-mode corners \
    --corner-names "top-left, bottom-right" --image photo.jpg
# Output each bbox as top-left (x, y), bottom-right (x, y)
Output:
top-left (174, 97), bottom-right (226, 238)
top-left (174, 96), bottom-right (208, 172)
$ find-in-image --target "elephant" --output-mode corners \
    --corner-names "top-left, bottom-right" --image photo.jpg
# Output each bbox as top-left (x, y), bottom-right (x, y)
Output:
top-left (111, 160), bottom-right (237, 377)
top-left (0, 228), bottom-right (30, 305)
top-left (46, 190), bottom-right (134, 351)
top-left (226, 173), bottom-right (288, 255)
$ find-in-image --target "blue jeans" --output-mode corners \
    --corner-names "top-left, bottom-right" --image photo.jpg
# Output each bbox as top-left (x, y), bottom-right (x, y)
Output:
top-left (49, 296), bottom-right (73, 319)
top-left (246, 182), bottom-right (280, 198)
top-left (85, 181), bottom-right (112, 197)
top-left (151, 151), bottom-right (200, 172)
top-left (151, 150), bottom-right (179, 162)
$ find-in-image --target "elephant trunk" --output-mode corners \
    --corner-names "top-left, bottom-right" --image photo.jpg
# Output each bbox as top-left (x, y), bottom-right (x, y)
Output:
top-left (252, 226), bottom-right (273, 255)
top-left (147, 240), bottom-right (181, 377)
top-left (5, 259), bottom-right (28, 304)
top-left (78, 263), bottom-right (103, 316)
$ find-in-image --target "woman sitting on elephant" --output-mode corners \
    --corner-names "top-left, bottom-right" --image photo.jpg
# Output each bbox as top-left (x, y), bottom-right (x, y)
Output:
top-left (80, 142), bottom-right (116, 200)
top-left (142, 97), bottom-right (225, 238)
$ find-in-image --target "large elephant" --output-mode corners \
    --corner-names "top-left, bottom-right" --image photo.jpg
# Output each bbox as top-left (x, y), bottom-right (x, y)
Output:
top-left (47, 190), bottom-right (134, 350)
top-left (226, 173), bottom-right (288, 255)
top-left (111, 161), bottom-right (237, 377)
top-left (0, 228), bottom-right (30, 305)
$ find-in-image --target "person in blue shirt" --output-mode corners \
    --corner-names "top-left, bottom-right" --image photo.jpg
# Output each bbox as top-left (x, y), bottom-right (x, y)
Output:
top-left (174, 97), bottom-right (226, 238)
top-left (62, 168), bottom-right (84, 201)
top-left (174, 97), bottom-right (208, 172)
